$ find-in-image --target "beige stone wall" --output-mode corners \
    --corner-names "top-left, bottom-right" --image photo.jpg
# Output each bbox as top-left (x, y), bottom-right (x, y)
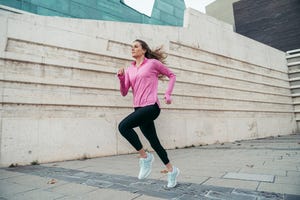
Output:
top-left (0, 8), bottom-right (296, 166)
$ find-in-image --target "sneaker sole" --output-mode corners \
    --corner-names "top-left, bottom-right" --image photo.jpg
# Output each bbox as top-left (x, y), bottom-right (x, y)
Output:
top-left (167, 168), bottom-right (180, 188)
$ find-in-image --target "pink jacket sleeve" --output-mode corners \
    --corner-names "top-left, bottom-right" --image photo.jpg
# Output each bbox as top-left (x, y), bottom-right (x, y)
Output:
top-left (118, 69), bottom-right (131, 96)
top-left (155, 60), bottom-right (176, 103)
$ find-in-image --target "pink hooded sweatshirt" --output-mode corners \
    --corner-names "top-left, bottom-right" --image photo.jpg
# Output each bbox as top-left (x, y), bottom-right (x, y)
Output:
top-left (118, 58), bottom-right (176, 108)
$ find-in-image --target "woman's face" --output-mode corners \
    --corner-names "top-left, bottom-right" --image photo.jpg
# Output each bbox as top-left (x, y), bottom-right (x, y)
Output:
top-left (131, 41), bottom-right (146, 59)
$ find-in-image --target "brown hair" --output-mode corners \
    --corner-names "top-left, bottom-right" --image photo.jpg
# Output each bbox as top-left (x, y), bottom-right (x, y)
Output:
top-left (134, 39), bottom-right (167, 64)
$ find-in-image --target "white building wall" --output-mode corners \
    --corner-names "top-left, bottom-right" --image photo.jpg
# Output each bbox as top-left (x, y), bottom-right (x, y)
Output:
top-left (0, 8), bottom-right (296, 166)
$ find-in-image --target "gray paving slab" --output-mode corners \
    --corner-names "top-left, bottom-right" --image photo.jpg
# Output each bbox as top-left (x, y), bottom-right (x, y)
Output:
top-left (57, 188), bottom-right (139, 200)
top-left (223, 172), bottom-right (274, 182)
top-left (258, 182), bottom-right (300, 196)
top-left (275, 175), bottom-right (300, 185)
top-left (7, 189), bottom-right (65, 200)
top-left (0, 170), bottom-right (24, 180)
top-left (2, 173), bottom-right (67, 189)
top-left (203, 177), bottom-right (259, 191)
top-left (0, 179), bottom-right (37, 199)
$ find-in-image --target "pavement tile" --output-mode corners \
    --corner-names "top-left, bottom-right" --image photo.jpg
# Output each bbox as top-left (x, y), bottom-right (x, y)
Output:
top-left (135, 194), bottom-right (169, 200)
top-left (0, 179), bottom-right (36, 198)
top-left (284, 194), bottom-right (300, 200)
top-left (45, 182), bottom-right (98, 196)
top-left (57, 188), bottom-right (139, 200)
top-left (7, 189), bottom-right (65, 200)
top-left (239, 168), bottom-right (287, 176)
top-left (178, 175), bottom-right (209, 184)
top-left (178, 168), bottom-right (226, 178)
top-left (259, 161), bottom-right (298, 171)
top-left (4, 173), bottom-right (67, 189)
top-left (0, 169), bottom-right (25, 180)
top-left (205, 190), bottom-right (256, 200)
top-left (233, 189), bottom-right (284, 200)
top-left (203, 177), bottom-right (259, 190)
top-left (43, 161), bottom-right (92, 170)
top-left (275, 175), bottom-right (300, 185)
top-left (258, 182), bottom-right (300, 196)
top-left (223, 172), bottom-right (274, 182)
top-left (287, 171), bottom-right (300, 177)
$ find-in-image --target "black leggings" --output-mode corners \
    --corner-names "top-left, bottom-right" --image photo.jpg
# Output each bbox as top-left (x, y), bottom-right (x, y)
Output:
top-left (118, 103), bottom-right (170, 165)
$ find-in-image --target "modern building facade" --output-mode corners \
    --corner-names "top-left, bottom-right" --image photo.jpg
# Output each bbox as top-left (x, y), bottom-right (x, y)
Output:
top-left (205, 0), bottom-right (300, 52)
top-left (233, 0), bottom-right (300, 52)
top-left (0, 0), bottom-right (185, 26)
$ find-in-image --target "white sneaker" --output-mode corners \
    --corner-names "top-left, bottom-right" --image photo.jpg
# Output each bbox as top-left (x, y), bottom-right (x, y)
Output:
top-left (138, 152), bottom-right (154, 179)
top-left (167, 167), bottom-right (180, 188)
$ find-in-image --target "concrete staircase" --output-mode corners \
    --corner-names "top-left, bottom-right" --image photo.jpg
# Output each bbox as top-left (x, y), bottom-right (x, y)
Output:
top-left (287, 49), bottom-right (300, 130)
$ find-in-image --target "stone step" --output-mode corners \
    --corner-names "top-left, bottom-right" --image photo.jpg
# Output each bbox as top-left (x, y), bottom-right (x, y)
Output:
top-left (289, 69), bottom-right (300, 74)
top-left (294, 110), bottom-right (300, 114)
top-left (0, 59), bottom-right (292, 96)
top-left (295, 118), bottom-right (300, 122)
top-left (287, 61), bottom-right (300, 66)
top-left (289, 71), bottom-right (300, 79)
top-left (292, 104), bottom-right (300, 111)
top-left (293, 104), bottom-right (300, 111)
top-left (292, 96), bottom-right (300, 102)
top-left (287, 51), bottom-right (300, 124)
top-left (290, 85), bottom-right (300, 89)
top-left (289, 77), bottom-right (300, 82)
top-left (286, 52), bottom-right (300, 57)
top-left (286, 53), bottom-right (300, 63)
top-left (292, 93), bottom-right (300, 97)
top-left (289, 79), bottom-right (300, 86)
top-left (286, 49), bottom-right (300, 55)
top-left (295, 112), bottom-right (300, 119)
top-left (293, 101), bottom-right (300, 105)
top-left (291, 88), bottom-right (300, 94)
top-left (288, 63), bottom-right (300, 72)
top-left (1, 81), bottom-right (293, 112)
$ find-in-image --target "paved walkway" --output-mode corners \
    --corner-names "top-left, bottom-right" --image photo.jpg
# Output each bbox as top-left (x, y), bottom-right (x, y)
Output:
top-left (1, 134), bottom-right (300, 200)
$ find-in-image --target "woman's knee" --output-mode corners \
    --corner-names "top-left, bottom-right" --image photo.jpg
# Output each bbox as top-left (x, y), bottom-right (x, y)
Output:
top-left (118, 120), bottom-right (131, 136)
top-left (118, 121), bottom-right (125, 134)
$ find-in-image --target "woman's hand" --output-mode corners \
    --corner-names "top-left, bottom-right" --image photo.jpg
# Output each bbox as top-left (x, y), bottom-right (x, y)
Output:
top-left (117, 68), bottom-right (125, 76)
top-left (164, 95), bottom-right (172, 104)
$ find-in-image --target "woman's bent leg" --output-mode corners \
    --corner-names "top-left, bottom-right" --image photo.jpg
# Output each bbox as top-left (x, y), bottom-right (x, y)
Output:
top-left (118, 103), bottom-right (161, 151)
top-left (118, 112), bottom-right (143, 151)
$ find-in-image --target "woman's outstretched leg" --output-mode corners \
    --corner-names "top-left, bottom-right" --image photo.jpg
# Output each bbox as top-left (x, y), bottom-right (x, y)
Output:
top-left (139, 120), bottom-right (180, 188)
